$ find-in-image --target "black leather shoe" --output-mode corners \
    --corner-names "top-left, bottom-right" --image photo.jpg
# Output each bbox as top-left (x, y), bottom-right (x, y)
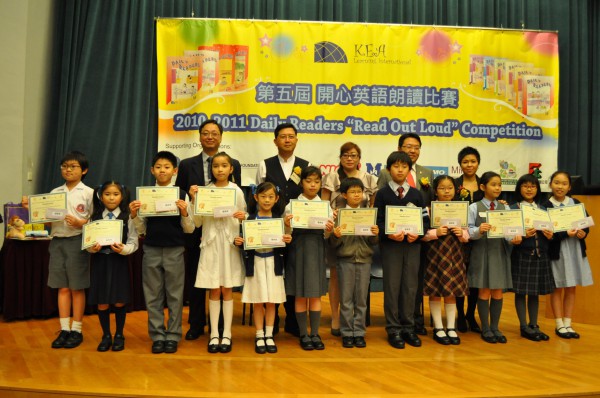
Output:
top-left (164, 340), bottom-right (178, 354)
top-left (481, 332), bottom-right (497, 344)
top-left (456, 315), bottom-right (468, 333)
top-left (342, 336), bottom-right (354, 348)
top-left (63, 331), bottom-right (83, 349)
top-left (353, 336), bottom-right (367, 348)
top-left (207, 337), bottom-right (220, 353)
top-left (51, 330), bottom-right (70, 349)
top-left (255, 337), bottom-right (267, 354)
top-left (521, 327), bottom-right (541, 342)
top-left (219, 337), bottom-right (232, 353)
top-left (495, 335), bottom-right (508, 344)
top-left (265, 336), bottom-right (277, 353)
top-left (531, 325), bottom-right (549, 341)
top-left (401, 331), bottom-right (422, 347)
top-left (555, 327), bottom-right (571, 339)
top-left (432, 328), bottom-right (450, 345)
top-left (388, 333), bottom-right (405, 349)
top-left (152, 340), bottom-right (165, 354)
top-left (112, 334), bottom-right (125, 351)
top-left (446, 329), bottom-right (461, 345)
top-left (185, 328), bottom-right (204, 340)
top-left (331, 328), bottom-right (341, 337)
top-left (97, 335), bottom-right (112, 352)
top-left (467, 318), bottom-right (482, 333)
top-left (414, 325), bottom-right (427, 336)
top-left (300, 335), bottom-right (314, 350)
top-left (567, 328), bottom-right (580, 339)
top-left (311, 335), bottom-right (325, 350)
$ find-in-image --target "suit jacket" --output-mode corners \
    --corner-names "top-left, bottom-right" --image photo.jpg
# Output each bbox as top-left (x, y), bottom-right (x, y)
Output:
top-left (376, 164), bottom-right (434, 205)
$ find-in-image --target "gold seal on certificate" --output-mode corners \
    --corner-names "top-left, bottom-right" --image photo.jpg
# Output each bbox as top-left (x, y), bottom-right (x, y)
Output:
top-left (385, 206), bottom-right (423, 235)
top-left (521, 204), bottom-right (552, 230)
top-left (430, 201), bottom-right (468, 228)
top-left (337, 208), bottom-right (377, 236)
top-left (290, 200), bottom-right (331, 229)
top-left (486, 209), bottom-right (524, 238)
top-left (194, 187), bottom-right (237, 216)
top-left (82, 219), bottom-right (123, 250)
top-left (28, 192), bottom-right (67, 223)
top-left (136, 186), bottom-right (180, 217)
top-left (242, 218), bottom-right (285, 250)
top-left (547, 203), bottom-right (587, 232)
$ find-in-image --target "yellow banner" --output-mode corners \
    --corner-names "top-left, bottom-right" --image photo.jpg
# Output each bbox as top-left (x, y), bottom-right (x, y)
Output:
top-left (157, 19), bottom-right (559, 188)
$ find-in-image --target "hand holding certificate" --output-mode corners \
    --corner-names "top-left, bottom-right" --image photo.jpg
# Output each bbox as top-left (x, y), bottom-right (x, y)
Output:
top-left (82, 220), bottom-right (123, 250)
top-left (194, 186), bottom-right (237, 217)
top-left (290, 200), bottom-right (331, 229)
top-left (337, 208), bottom-right (377, 236)
top-left (430, 201), bottom-right (468, 228)
top-left (242, 218), bottom-right (285, 250)
top-left (136, 186), bottom-right (180, 217)
top-left (28, 192), bottom-right (67, 223)
top-left (385, 206), bottom-right (423, 235)
top-left (486, 209), bottom-right (524, 238)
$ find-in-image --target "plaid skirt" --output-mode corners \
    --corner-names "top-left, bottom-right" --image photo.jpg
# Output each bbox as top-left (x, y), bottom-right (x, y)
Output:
top-left (511, 251), bottom-right (555, 295)
top-left (424, 235), bottom-right (468, 297)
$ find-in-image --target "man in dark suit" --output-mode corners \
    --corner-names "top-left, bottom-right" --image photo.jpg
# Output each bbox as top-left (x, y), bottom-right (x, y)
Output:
top-left (175, 119), bottom-right (242, 340)
top-left (256, 123), bottom-right (310, 336)
top-left (377, 133), bottom-right (434, 336)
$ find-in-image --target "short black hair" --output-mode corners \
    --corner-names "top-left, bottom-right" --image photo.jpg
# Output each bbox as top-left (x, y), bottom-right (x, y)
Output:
top-left (199, 119), bottom-right (223, 135)
top-left (457, 146), bottom-right (481, 164)
top-left (300, 165), bottom-right (321, 181)
top-left (340, 177), bottom-right (364, 194)
top-left (514, 174), bottom-right (542, 203)
top-left (398, 133), bottom-right (422, 149)
top-left (274, 123), bottom-right (297, 138)
top-left (549, 170), bottom-right (572, 186)
top-left (152, 151), bottom-right (178, 168)
top-left (60, 151), bottom-right (89, 180)
top-left (386, 151), bottom-right (413, 170)
top-left (479, 171), bottom-right (501, 187)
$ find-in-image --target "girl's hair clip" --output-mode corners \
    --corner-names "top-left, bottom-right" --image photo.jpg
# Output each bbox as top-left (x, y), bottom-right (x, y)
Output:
top-left (249, 184), bottom-right (257, 195)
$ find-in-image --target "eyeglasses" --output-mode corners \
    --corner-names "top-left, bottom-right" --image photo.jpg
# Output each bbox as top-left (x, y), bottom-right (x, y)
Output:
top-left (341, 154), bottom-right (359, 159)
top-left (60, 164), bottom-right (81, 171)
top-left (277, 135), bottom-right (297, 140)
top-left (401, 145), bottom-right (421, 151)
top-left (521, 185), bottom-right (537, 190)
top-left (200, 132), bottom-right (220, 138)
top-left (436, 187), bottom-right (454, 191)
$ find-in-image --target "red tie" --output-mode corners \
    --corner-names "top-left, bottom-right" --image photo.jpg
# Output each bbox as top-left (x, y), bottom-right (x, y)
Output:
top-left (490, 202), bottom-right (495, 210)
top-left (407, 172), bottom-right (416, 188)
top-left (397, 187), bottom-right (404, 198)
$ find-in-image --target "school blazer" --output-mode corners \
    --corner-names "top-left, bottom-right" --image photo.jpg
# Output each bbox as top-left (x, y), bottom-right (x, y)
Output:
top-left (376, 164), bottom-right (434, 205)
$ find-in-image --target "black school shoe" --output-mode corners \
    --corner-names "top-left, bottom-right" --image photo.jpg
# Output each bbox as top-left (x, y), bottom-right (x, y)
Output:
top-left (353, 336), bottom-right (367, 348)
top-left (208, 337), bottom-right (220, 353)
top-left (255, 337), bottom-right (267, 354)
top-left (520, 326), bottom-right (541, 342)
top-left (310, 335), bottom-right (325, 350)
top-left (342, 336), bottom-right (354, 348)
top-left (265, 336), bottom-right (277, 354)
top-left (300, 335), bottom-right (314, 350)
top-left (63, 331), bottom-right (83, 349)
top-left (51, 330), bottom-right (71, 349)
top-left (164, 340), bottom-right (178, 353)
top-left (112, 334), bottom-right (125, 351)
top-left (219, 337), bottom-right (232, 353)
top-left (97, 335), bottom-right (112, 352)
top-left (151, 340), bottom-right (165, 354)
top-left (530, 325), bottom-right (550, 341)
top-left (555, 327), bottom-right (571, 339)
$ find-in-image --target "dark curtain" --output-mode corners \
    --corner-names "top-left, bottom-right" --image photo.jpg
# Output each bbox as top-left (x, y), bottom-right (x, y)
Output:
top-left (41, 0), bottom-right (600, 192)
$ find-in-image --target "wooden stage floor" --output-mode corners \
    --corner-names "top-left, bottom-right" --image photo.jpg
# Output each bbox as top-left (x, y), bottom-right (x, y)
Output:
top-left (1, 292), bottom-right (599, 398)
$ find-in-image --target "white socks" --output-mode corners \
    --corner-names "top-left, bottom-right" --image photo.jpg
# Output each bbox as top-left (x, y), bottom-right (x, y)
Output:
top-left (60, 317), bottom-right (71, 331)
top-left (71, 320), bottom-right (82, 333)
top-left (222, 300), bottom-right (233, 341)
top-left (209, 300), bottom-right (220, 339)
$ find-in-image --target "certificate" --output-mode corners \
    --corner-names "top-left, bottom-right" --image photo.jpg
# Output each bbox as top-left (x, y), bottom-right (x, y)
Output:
top-left (290, 200), bottom-right (331, 229)
top-left (337, 208), bottom-right (377, 236)
top-left (385, 206), bottom-right (423, 235)
top-left (28, 192), bottom-right (67, 223)
top-left (521, 204), bottom-right (552, 230)
top-left (81, 219), bottom-right (123, 250)
top-left (194, 187), bottom-right (237, 216)
top-left (136, 186), bottom-right (180, 217)
top-left (430, 201), bottom-right (469, 228)
top-left (242, 218), bottom-right (285, 250)
top-left (486, 209), bottom-right (524, 238)
top-left (547, 203), bottom-right (587, 232)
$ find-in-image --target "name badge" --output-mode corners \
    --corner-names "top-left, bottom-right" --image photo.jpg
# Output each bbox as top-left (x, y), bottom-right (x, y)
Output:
top-left (155, 200), bottom-right (177, 212)
top-left (261, 234), bottom-right (285, 247)
top-left (97, 236), bottom-right (117, 246)
top-left (308, 216), bottom-right (328, 229)
top-left (441, 218), bottom-right (461, 227)
top-left (396, 224), bottom-right (417, 234)
top-left (479, 212), bottom-right (487, 218)
top-left (355, 225), bottom-right (374, 236)
top-left (533, 220), bottom-right (553, 231)
top-left (213, 206), bottom-right (235, 218)
top-left (503, 226), bottom-right (523, 237)
top-left (46, 208), bottom-right (67, 220)
top-left (290, 173), bottom-right (301, 185)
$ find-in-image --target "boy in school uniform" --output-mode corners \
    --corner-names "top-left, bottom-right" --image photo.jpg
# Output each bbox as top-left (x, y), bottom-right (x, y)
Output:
top-left (130, 151), bottom-right (195, 354)
top-left (329, 177), bottom-right (379, 348)
top-left (48, 151), bottom-right (94, 349)
top-left (374, 151), bottom-right (430, 349)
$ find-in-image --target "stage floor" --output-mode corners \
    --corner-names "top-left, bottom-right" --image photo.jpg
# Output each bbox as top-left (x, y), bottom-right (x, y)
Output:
top-left (1, 292), bottom-right (599, 398)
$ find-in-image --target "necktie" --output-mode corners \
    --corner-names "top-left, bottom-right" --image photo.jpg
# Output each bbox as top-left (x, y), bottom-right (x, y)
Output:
top-left (489, 202), bottom-right (495, 210)
top-left (406, 172), bottom-right (416, 188)
top-left (206, 156), bottom-right (213, 185)
top-left (397, 186), bottom-right (404, 198)
top-left (560, 203), bottom-right (565, 207)
top-left (108, 212), bottom-right (115, 219)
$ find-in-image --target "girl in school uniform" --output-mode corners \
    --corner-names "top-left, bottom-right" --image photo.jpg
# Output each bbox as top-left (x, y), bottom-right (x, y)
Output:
top-left (542, 171), bottom-right (593, 339)
top-left (87, 181), bottom-right (138, 352)
top-left (190, 152), bottom-right (246, 354)
top-left (422, 175), bottom-right (469, 345)
top-left (468, 171), bottom-right (521, 344)
top-left (284, 166), bottom-right (334, 350)
top-left (510, 174), bottom-right (555, 341)
top-left (236, 182), bottom-right (292, 354)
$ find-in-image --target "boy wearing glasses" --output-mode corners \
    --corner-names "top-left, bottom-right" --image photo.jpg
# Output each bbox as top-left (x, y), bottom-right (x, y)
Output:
top-left (47, 151), bottom-right (94, 349)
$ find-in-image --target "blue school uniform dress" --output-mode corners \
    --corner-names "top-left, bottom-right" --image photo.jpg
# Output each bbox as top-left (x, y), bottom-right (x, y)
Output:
top-left (543, 197), bottom-right (593, 288)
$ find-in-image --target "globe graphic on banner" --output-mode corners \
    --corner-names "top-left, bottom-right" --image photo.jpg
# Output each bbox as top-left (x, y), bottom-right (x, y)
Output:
top-left (314, 41), bottom-right (348, 63)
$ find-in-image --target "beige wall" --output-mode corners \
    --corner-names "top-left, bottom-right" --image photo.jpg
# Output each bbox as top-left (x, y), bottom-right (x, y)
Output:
top-left (0, 0), bottom-right (54, 245)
